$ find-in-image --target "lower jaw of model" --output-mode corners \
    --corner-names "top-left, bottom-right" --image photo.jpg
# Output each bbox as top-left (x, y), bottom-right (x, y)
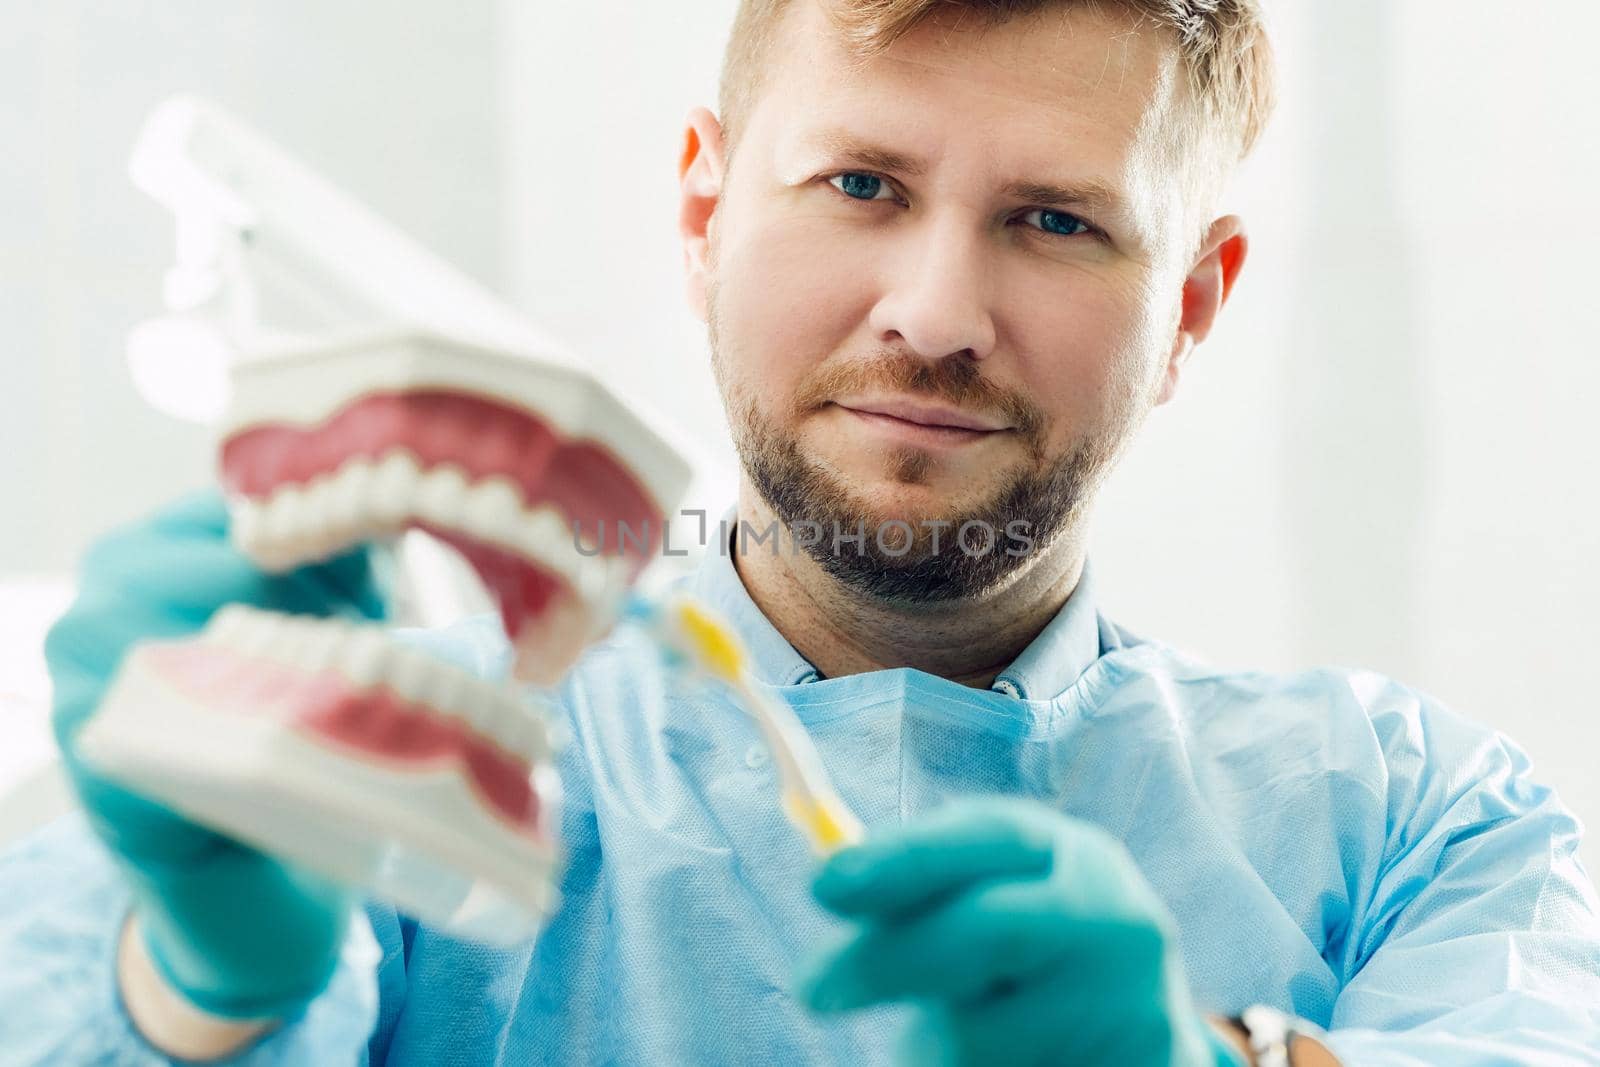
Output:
top-left (75, 601), bottom-right (564, 941)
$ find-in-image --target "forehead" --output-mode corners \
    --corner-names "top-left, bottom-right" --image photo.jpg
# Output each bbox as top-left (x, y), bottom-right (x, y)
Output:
top-left (745, 0), bottom-right (1186, 224)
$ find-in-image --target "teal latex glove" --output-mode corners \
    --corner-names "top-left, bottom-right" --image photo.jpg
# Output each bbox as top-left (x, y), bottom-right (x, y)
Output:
top-left (797, 798), bottom-right (1244, 1067)
top-left (44, 488), bottom-right (389, 1020)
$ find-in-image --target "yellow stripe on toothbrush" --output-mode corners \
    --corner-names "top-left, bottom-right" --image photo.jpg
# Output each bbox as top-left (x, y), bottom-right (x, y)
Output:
top-left (673, 600), bottom-right (746, 682)
top-left (783, 792), bottom-right (865, 855)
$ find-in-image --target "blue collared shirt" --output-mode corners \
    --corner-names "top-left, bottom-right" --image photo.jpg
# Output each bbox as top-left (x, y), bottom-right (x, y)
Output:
top-left (682, 521), bottom-right (1107, 697)
top-left (4, 544), bottom-right (1600, 1065)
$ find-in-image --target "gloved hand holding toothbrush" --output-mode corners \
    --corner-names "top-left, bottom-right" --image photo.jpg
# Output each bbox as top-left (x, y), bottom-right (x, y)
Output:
top-left (797, 797), bottom-right (1246, 1067)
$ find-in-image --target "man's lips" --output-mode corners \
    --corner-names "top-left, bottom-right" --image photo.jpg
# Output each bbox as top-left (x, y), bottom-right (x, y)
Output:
top-left (833, 398), bottom-right (1010, 433)
top-left (830, 399), bottom-right (1010, 448)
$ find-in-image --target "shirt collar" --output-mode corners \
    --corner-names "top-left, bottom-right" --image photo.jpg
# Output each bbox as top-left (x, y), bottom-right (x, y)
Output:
top-left (684, 507), bottom-right (1103, 698)
top-left (685, 510), bottom-right (822, 687)
top-left (989, 556), bottom-right (1102, 700)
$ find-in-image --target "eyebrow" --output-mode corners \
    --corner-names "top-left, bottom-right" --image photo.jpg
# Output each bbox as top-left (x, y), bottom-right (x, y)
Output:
top-left (799, 128), bottom-right (1129, 218)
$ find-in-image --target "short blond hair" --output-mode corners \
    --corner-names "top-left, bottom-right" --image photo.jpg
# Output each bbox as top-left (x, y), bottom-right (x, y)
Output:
top-left (718, 0), bottom-right (1276, 188)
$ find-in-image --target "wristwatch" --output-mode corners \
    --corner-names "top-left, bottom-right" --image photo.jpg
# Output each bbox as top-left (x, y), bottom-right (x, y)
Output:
top-left (1238, 1004), bottom-right (1295, 1067)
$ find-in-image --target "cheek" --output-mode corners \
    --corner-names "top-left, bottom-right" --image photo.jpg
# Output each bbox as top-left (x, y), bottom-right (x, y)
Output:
top-left (712, 216), bottom-right (871, 416)
top-left (1005, 270), bottom-right (1166, 447)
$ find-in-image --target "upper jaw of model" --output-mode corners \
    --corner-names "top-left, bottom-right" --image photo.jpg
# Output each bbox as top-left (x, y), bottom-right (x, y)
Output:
top-left (217, 327), bottom-right (695, 684)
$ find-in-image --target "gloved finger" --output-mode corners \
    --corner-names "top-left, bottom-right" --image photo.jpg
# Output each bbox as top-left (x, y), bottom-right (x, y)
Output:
top-left (148, 485), bottom-right (231, 534)
top-left (896, 971), bottom-right (1188, 1067)
top-left (133, 840), bottom-right (355, 1018)
top-left (800, 875), bottom-right (1169, 1011)
top-left (812, 798), bottom-right (1057, 920)
top-left (313, 542), bottom-right (389, 622)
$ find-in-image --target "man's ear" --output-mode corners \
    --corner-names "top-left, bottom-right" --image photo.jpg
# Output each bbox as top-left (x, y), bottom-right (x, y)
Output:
top-left (679, 107), bottom-right (727, 323)
top-left (1155, 214), bottom-right (1248, 406)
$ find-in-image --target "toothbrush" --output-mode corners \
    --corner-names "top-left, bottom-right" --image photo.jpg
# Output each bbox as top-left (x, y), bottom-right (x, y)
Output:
top-left (625, 593), bottom-right (864, 855)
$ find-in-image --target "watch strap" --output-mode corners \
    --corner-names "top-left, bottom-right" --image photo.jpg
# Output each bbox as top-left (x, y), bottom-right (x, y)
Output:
top-left (1239, 1004), bottom-right (1293, 1067)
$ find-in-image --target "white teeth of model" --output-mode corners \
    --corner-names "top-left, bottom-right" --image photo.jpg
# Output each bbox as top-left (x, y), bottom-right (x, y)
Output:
top-left (232, 610), bottom-right (280, 657)
top-left (477, 690), bottom-right (511, 750)
top-left (463, 679), bottom-right (507, 739)
top-left (470, 698), bottom-right (504, 753)
top-left (609, 552), bottom-right (633, 587)
top-left (299, 627), bottom-right (343, 674)
top-left (302, 619), bottom-right (345, 670)
top-left (231, 497), bottom-right (265, 556)
top-left (369, 451), bottom-right (420, 526)
top-left (482, 693), bottom-right (524, 756)
top-left (207, 604), bottom-right (255, 647)
top-left (296, 471), bottom-right (336, 558)
top-left (505, 705), bottom-right (541, 762)
top-left (570, 551), bottom-right (606, 608)
top-left (521, 508), bottom-right (567, 572)
top-left (386, 649), bottom-right (434, 706)
top-left (418, 659), bottom-right (468, 724)
top-left (273, 614), bottom-right (310, 662)
top-left (266, 612), bottom-right (302, 657)
top-left (485, 701), bottom-right (519, 758)
top-left (262, 483), bottom-right (307, 560)
top-left (326, 457), bottom-right (374, 536)
top-left (415, 464), bottom-right (470, 527)
top-left (265, 616), bottom-right (308, 666)
top-left (482, 698), bottom-right (514, 754)
top-left (342, 628), bottom-right (391, 689)
top-left (460, 476), bottom-right (524, 551)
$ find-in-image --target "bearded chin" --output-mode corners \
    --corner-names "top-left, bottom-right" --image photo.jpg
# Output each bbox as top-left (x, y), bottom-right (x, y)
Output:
top-left (707, 278), bottom-right (1108, 603)
top-left (738, 408), bottom-right (1096, 604)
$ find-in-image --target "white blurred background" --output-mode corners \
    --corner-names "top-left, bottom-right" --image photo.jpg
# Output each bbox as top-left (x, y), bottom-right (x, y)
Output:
top-left (1, 2), bottom-right (1596, 861)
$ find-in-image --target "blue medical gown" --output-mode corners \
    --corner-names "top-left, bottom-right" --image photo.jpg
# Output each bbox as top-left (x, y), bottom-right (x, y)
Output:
top-left (3, 556), bottom-right (1600, 1064)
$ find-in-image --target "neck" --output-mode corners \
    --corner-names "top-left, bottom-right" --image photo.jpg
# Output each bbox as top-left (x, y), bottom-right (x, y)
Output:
top-left (731, 486), bottom-right (1086, 689)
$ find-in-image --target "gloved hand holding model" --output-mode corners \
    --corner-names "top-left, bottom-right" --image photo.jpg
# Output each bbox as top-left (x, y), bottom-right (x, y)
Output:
top-left (43, 488), bottom-right (388, 1021)
top-left (799, 798), bottom-right (1242, 1067)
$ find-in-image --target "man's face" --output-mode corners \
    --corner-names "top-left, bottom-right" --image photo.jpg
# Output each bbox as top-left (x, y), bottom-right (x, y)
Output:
top-left (693, 1), bottom-right (1205, 601)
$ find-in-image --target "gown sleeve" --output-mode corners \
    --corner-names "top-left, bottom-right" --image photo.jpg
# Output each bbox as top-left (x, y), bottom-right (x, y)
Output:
top-left (0, 814), bottom-right (387, 1066)
top-left (1321, 678), bottom-right (1600, 1065)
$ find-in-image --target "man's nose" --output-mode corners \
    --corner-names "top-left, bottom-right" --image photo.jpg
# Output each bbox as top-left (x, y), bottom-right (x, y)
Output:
top-left (866, 214), bottom-right (998, 363)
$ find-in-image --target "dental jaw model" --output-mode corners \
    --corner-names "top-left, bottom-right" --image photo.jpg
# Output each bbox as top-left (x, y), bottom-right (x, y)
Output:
top-left (75, 97), bottom-right (695, 944)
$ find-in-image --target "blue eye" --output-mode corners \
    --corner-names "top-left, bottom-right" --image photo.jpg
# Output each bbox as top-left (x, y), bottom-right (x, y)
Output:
top-left (1020, 209), bottom-right (1090, 238)
top-left (828, 172), bottom-right (893, 201)
top-left (826, 172), bottom-right (1095, 240)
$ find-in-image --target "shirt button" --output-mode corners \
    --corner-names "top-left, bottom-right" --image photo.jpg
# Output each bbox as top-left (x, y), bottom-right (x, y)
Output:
top-left (744, 744), bottom-right (769, 769)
